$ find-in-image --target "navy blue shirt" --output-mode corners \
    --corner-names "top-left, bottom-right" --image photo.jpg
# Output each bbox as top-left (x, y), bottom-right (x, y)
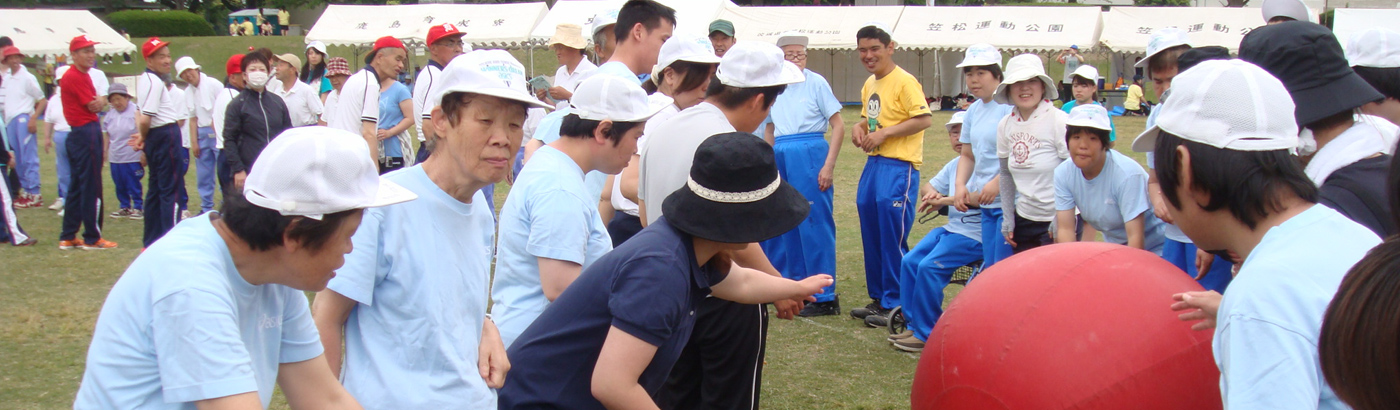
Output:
top-left (498, 217), bottom-right (728, 409)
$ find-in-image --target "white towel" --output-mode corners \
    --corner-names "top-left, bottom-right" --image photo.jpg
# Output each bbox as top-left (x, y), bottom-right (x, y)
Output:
top-left (1304, 114), bottom-right (1398, 185)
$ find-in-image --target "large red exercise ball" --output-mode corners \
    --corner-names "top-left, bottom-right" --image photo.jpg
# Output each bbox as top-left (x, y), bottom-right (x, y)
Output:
top-left (911, 242), bottom-right (1221, 410)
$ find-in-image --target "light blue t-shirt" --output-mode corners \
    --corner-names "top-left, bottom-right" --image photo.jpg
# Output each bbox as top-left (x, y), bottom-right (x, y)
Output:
top-left (930, 157), bottom-right (982, 242)
top-left (763, 69), bottom-right (842, 136)
top-left (1053, 150), bottom-right (1165, 254)
top-left (590, 61), bottom-right (644, 86)
top-left (1214, 205), bottom-right (1379, 410)
top-left (377, 81), bottom-right (412, 158)
top-left (74, 214), bottom-right (323, 409)
top-left (532, 107), bottom-right (607, 204)
top-left (325, 166), bottom-right (496, 408)
top-left (959, 98), bottom-right (1015, 208)
top-left (492, 146), bottom-right (613, 348)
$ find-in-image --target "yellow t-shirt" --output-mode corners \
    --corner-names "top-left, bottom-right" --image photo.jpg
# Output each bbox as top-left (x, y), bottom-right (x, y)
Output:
top-left (860, 66), bottom-right (931, 167)
top-left (1124, 84), bottom-right (1144, 110)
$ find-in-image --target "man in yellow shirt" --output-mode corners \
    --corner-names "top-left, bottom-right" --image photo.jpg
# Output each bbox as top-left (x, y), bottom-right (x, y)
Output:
top-left (849, 23), bottom-right (934, 325)
top-left (1124, 74), bottom-right (1146, 115)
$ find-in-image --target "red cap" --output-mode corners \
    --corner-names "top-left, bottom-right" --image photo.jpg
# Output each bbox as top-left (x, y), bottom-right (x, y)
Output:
top-left (142, 37), bottom-right (170, 58)
top-left (0, 46), bottom-right (21, 59)
top-left (426, 23), bottom-right (465, 46)
top-left (226, 54), bottom-right (245, 75)
top-left (372, 36), bottom-right (406, 54)
top-left (69, 35), bottom-right (99, 53)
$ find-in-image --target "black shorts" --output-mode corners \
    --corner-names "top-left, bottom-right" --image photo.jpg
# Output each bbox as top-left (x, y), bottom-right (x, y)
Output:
top-left (1012, 213), bottom-right (1053, 254)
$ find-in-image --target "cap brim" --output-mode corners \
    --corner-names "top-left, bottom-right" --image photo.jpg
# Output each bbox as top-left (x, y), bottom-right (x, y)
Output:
top-left (1289, 72), bottom-right (1385, 126)
top-left (71, 41), bottom-right (99, 51)
top-left (1131, 125), bottom-right (1164, 153)
top-left (438, 85), bottom-right (553, 110)
top-left (720, 61), bottom-right (805, 88)
top-left (366, 177), bottom-right (418, 208)
top-left (1066, 118), bottom-right (1112, 132)
top-left (1135, 41), bottom-right (1189, 68)
top-left (992, 74), bottom-right (1058, 104)
top-left (956, 58), bottom-right (999, 68)
top-left (661, 179), bottom-right (810, 244)
top-left (623, 94), bottom-right (674, 122)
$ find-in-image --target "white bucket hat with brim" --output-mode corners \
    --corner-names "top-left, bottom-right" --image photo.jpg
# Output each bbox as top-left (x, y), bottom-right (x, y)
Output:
top-left (993, 54), bottom-right (1058, 104)
top-left (548, 23), bottom-right (589, 50)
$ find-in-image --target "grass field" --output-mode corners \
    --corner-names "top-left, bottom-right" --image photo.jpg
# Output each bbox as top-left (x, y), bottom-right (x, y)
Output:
top-left (0, 104), bottom-right (1150, 408)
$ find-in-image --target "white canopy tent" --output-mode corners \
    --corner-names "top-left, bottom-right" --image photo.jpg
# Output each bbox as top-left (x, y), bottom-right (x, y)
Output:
top-left (1099, 7), bottom-right (1261, 54)
top-left (0, 9), bottom-right (136, 57)
top-left (307, 3), bottom-right (548, 47)
top-left (528, 0), bottom-right (735, 44)
top-left (1332, 8), bottom-right (1400, 54)
top-left (716, 5), bottom-right (906, 50)
top-left (892, 6), bottom-right (1102, 53)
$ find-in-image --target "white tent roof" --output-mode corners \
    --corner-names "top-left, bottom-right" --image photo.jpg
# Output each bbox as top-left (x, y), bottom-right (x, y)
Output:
top-left (1332, 8), bottom-right (1400, 54)
top-left (528, 0), bottom-right (735, 44)
top-left (0, 9), bottom-right (135, 58)
top-left (307, 3), bottom-right (548, 47)
top-left (891, 6), bottom-right (1102, 52)
top-left (716, 5), bottom-right (906, 50)
top-left (1099, 7), bottom-right (1261, 54)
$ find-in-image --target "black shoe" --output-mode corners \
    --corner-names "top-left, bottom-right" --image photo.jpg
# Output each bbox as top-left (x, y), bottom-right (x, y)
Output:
top-left (850, 301), bottom-right (888, 320)
top-left (798, 300), bottom-right (840, 317)
top-left (865, 313), bottom-right (890, 328)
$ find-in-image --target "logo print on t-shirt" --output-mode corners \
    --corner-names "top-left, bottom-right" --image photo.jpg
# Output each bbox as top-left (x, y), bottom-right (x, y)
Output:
top-left (866, 93), bottom-right (882, 132)
top-left (1008, 131), bottom-right (1042, 167)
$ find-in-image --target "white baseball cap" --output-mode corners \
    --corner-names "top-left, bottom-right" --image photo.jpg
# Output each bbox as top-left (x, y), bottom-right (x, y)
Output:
top-left (652, 35), bottom-right (721, 84)
top-left (1066, 104), bottom-right (1113, 133)
top-left (993, 54), bottom-right (1058, 104)
top-left (1262, 0), bottom-right (1314, 23)
top-left (1069, 64), bottom-right (1100, 82)
top-left (1347, 27), bottom-right (1400, 68)
top-left (957, 43), bottom-right (1002, 68)
top-left (432, 49), bottom-right (551, 109)
top-left (862, 21), bottom-right (894, 41)
top-left (716, 41), bottom-right (805, 88)
top-left (306, 40), bottom-right (328, 56)
top-left (174, 56), bottom-right (200, 76)
top-left (946, 111), bottom-right (967, 131)
top-left (570, 74), bottom-right (671, 122)
top-left (1136, 28), bottom-right (1191, 68)
top-left (243, 127), bottom-right (417, 219)
top-left (591, 8), bottom-right (619, 36)
top-left (776, 31), bottom-right (808, 48)
top-left (1132, 59), bottom-right (1298, 153)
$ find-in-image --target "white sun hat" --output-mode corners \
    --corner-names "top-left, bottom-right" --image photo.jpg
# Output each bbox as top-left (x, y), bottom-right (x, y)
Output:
top-left (432, 49), bottom-right (551, 109)
top-left (1067, 104), bottom-right (1113, 132)
top-left (957, 43), bottom-right (1003, 68)
top-left (243, 126), bottom-right (417, 219)
top-left (571, 74), bottom-right (672, 123)
top-left (1135, 28), bottom-right (1191, 69)
top-left (1132, 59), bottom-right (1298, 153)
top-left (993, 54), bottom-right (1058, 104)
top-left (652, 34), bottom-right (721, 84)
top-left (1346, 27), bottom-right (1400, 68)
top-left (715, 41), bottom-right (805, 88)
top-left (1070, 64), bottom-right (1100, 82)
top-left (946, 111), bottom-right (967, 132)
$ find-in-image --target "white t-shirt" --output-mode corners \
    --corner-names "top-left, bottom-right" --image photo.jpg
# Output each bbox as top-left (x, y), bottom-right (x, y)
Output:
top-left (611, 99), bottom-right (681, 216)
top-left (996, 102), bottom-right (1068, 222)
top-left (326, 166), bottom-right (497, 408)
top-left (187, 73), bottom-right (224, 128)
top-left (211, 87), bottom-right (239, 150)
top-left (551, 59), bottom-right (597, 110)
top-left (411, 63), bottom-right (444, 142)
top-left (326, 67), bottom-right (380, 135)
top-left (271, 78), bottom-right (324, 127)
top-left (638, 102), bottom-right (737, 224)
top-left (169, 85), bottom-right (191, 148)
top-left (136, 70), bottom-right (180, 128)
top-left (1, 67), bottom-right (43, 123)
top-left (322, 88), bottom-right (341, 125)
top-left (45, 92), bottom-right (70, 132)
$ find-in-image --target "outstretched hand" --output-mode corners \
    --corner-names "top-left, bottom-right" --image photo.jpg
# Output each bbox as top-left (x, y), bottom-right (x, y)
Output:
top-left (1170, 291), bottom-right (1222, 331)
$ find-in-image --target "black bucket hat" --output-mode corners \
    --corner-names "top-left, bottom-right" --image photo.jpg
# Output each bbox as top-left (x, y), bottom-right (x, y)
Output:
top-left (1240, 21), bottom-right (1384, 127)
top-left (662, 132), bottom-right (810, 244)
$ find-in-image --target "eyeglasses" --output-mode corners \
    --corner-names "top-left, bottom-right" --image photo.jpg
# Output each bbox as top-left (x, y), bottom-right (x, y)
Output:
top-left (784, 52), bottom-right (807, 61)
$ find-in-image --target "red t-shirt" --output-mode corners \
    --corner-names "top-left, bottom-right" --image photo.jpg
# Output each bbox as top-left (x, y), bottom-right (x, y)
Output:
top-left (60, 66), bottom-right (99, 127)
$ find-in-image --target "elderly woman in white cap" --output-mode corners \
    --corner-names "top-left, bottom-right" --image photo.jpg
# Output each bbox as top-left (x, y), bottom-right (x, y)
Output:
top-left (75, 126), bottom-right (415, 409)
top-left (312, 49), bottom-right (550, 408)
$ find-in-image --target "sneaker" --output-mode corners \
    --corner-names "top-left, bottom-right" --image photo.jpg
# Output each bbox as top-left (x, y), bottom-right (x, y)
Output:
top-left (850, 302), bottom-right (890, 320)
top-left (865, 313), bottom-right (890, 328)
top-left (58, 239), bottom-right (82, 250)
top-left (14, 237), bottom-right (36, 247)
top-left (128, 210), bottom-right (144, 220)
top-left (82, 239), bottom-right (119, 250)
top-left (798, 300), bottom-right (840, 317)
top-left (888, 329), bottom-right (914, 342)
top-left (47, 198), bottom-right (65, 210)
top-left (110, 208), bottom-right (131, 218)
top-left (57, 209), bottom-right (64, 217)
top-left (893, 337), bottom-right (925, 353)
top-left (15, 194), bottom-right (40, 209)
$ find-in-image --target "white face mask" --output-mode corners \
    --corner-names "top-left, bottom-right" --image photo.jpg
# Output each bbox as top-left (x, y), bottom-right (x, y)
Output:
top-left (246, 71), bottom-right (270, 88)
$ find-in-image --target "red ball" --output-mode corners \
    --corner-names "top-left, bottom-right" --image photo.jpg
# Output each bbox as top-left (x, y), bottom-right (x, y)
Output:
top-left (912, 242), bottom-right (1221, 410)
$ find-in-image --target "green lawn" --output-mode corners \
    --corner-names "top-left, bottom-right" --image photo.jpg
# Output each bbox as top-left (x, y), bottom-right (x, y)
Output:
top-left (0, 105), bottom-right (1149, 409)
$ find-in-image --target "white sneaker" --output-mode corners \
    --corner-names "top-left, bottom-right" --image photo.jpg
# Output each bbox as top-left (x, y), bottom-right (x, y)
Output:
top-left (48, 198), bottom-right (65, 211)
top-left (57, 209), bottom-right (65, 217)
top-left (180, 210), bottom-right (191, 221)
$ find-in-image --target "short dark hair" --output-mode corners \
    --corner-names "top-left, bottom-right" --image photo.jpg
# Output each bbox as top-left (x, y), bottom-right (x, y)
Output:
top-left (857, 25), bottom-right (891, 47)
top-left (961, 64), bottom-right (1004, 81)
top-left (241, 51), bottom-right (272, 74)
top-left (559, 114), bottom-right (644, 146)
top-left (642, 60), bottom-right (714, 95)
top-left (705, 79), bottom-right (786, 111)
top-left (1321, 238), bottom-right (1400, 410)
top-left (614, 0), bottom-right (676, 45)
top-left (219, 192), bottom-right (361, 252)
top-left (1148, 45), bottom-right (1191, 80)
top-left (0, 37), bottom-right (11, 48)
top-left (1152, 131), bottom-right (1318, 230)
top-left (1354, 66), bottom-right (1400, 101)
top-left (1066, 126), bottom-right (1112, 151)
